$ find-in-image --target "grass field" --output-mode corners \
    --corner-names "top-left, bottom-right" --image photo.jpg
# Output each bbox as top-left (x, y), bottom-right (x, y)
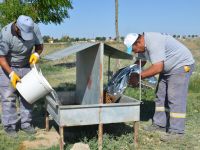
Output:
top-left (0, 39), bottom-right (200, 150)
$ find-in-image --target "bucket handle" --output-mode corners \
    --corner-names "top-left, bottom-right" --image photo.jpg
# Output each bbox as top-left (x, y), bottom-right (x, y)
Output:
top-left (32, 64), bottom-right (42, 75)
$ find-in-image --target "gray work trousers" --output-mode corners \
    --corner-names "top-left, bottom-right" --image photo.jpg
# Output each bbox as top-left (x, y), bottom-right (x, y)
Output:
top-left (153, 64), bottom-right (194, 134)
top-left (0, 67), bottom-right (32, 129)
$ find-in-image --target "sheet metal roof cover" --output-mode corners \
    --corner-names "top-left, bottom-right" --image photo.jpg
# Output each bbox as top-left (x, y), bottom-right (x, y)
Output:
top-left (44, 42), bottom-right (133, 61)
top-left (104, 44), bottom-right (132, 59)
top-left (44, 42), bottom-right (98, 61)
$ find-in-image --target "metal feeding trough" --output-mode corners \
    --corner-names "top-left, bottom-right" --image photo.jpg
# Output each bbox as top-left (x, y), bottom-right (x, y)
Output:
top-left (44, 42), bottom-right (141, 150)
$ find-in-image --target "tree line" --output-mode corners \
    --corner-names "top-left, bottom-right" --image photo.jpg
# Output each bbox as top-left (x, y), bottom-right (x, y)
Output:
top-left (43, 35), bottom-right (126, 43)
top-left (173, 35), bottom-right (199, 38)
top-left (43, 34), bottom-right (199, 43)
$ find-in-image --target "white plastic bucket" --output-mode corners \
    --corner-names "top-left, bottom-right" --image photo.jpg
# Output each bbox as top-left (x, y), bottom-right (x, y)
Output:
top-left (16, 66), bottom-right (53, 104)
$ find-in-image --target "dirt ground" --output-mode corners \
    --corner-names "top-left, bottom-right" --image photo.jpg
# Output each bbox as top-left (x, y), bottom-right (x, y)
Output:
top-left (19, 130), bottom-right (60, 150)
top-left (19, 129), bottom-right (91, 150)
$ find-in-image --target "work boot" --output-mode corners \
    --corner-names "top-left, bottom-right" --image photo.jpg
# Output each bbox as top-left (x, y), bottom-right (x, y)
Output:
top-left (4, 126), bottom-right (18, 138)
top-left (144, 124), bottom-right (166, 132)
top-left (22, 125), bottom-right (36, 134)
top-left (160, 132), bottom-right (184, 142)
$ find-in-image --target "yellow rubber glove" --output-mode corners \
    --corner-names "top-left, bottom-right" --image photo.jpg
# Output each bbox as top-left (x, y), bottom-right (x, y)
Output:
top-left (9, 71), bottom-right (21, 89)
top-left (29, 52), bottom-right (40, 65)
top-left (184, 66), bottom-right (190, 72)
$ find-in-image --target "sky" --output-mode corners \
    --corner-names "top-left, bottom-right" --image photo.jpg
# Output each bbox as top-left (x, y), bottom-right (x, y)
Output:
top-left (39, 0), bottom-right (200, 39)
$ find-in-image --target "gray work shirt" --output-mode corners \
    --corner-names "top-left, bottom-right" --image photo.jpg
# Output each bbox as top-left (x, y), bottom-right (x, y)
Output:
top-left (137, 32), bottom-right (194, 73)
top-left (0, 22), bottom-right (43, 67)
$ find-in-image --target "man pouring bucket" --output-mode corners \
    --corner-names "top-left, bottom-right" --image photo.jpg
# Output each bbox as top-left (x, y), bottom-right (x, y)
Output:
top-left (0, 15), bottom-right (43, 137)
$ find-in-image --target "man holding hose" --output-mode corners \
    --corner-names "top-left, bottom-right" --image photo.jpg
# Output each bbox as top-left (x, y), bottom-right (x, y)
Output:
top-left (124, 32), bottom-right (194, 142)
top-left (0, 15), bottom-right (43, 137)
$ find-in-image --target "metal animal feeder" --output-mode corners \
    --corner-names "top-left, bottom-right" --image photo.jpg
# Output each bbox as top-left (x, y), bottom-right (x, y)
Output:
top-left (44, 42), bottom-right (141, 150)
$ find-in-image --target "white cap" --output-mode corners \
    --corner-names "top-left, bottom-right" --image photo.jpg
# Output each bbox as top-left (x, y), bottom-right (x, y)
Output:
top-left (16, 15), bottom-right (34, 40)
top-left (124, 33), bottom-right (138, 54)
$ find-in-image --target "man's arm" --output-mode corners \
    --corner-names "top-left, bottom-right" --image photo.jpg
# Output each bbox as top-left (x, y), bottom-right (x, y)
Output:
top-left (134, 60), bottom-right (147, 67)
top-left (0, 56), bottom-right (12, 74)
top-left (35, 44), bottom-right (43, 55)
top-left (0, 56), bottom-right (21, 88)
top-left (140, 61), bottom-right (164, 79)
top-left (34, 23), bottom-right (43, 55)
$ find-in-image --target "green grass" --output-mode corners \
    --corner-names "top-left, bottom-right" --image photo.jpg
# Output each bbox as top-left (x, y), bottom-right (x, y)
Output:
top-left (0, 41), bottom-right (200, 150)
top-left (189, 74), bottom-right (200, 93)
top-left (0, 124), bottom-right (37, 150)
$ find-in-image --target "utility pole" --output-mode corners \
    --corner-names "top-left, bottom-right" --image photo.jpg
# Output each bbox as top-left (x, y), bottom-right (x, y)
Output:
top-left (115, 0), bottom-right (119, 41)
top-left (115, 0), bottom-right (121, 71)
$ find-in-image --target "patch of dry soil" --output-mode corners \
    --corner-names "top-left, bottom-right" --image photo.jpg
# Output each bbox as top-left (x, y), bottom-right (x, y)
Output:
top-left (19, 130), bottom-right (60, 150)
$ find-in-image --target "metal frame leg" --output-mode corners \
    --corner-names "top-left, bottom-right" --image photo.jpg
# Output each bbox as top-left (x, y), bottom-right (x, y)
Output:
top-left (45, 111), bottom-right (49, 131)
top-left (98, 123), bottom-right (103, 150)
top-left (133, 121), bottom-right (139, 147)
top-left (59, 126), bottom-right (64, 150)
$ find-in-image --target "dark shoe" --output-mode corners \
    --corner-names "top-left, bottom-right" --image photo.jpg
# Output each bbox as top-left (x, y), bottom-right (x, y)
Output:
top-left (4, 126), bottom-right (18, 138)
top-left (22, 126), bottom-right (36, 134)
top-left (144, 124), bottom-right (166, 132)
top-left (160, 132), bottom-right (184, 142)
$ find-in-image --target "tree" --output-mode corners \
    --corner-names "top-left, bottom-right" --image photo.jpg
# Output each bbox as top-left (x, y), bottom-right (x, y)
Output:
top-left (60, 35), bottom-right (70, 42)
top-left (95, 37), bottom-right (106, 41)
top-left (0, 0), bottom-right (73, 27)
top-left (43, 35), bottom-right (51, 43)
top-left (53, 38), bottom-right (59, 43)
top-left (75, 37), bottom-right (79, 42)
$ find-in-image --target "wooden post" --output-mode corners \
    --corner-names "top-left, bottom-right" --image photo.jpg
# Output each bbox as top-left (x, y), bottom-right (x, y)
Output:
top-left (45, 111), bottom-right (49, 131)
top-left (134, 121), bottom-right (139, 147)
top-left (59, 126), bottom-right (64, 150)
top-left (108, 56), bottom-right (111, 82)
top-left (98, 123), bottom-right (103, 150)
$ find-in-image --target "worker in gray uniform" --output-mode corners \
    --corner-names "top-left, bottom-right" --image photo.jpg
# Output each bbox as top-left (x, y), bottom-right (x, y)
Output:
top-left (0, 15), bottom-right (43, 137)
top-left (124, 32), bottom-right (194, 142)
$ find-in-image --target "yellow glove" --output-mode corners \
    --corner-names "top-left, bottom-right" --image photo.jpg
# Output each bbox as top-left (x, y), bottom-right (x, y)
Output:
top-left (9, 71), bottom-right (21, 89)
top-left (29, 52), bottom-right (40, 65)
top-left (184, 66), bottom-right (190, 72)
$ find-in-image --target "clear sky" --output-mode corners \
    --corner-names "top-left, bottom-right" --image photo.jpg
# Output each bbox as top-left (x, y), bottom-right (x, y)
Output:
top-left (39, 0), bottom-right (200, 39)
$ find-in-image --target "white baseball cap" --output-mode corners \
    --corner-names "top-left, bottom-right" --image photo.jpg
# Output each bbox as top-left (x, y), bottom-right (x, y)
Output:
top-left (16, 15), bottom-right (34, 40)
top-left (124, 33), bottom-right (139, 54)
